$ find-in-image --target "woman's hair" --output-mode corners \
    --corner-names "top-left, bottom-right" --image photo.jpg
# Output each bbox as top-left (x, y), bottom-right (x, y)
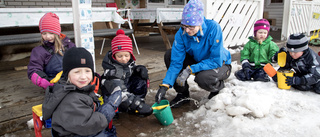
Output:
top-left (41, 34), bottom-right (65, 56)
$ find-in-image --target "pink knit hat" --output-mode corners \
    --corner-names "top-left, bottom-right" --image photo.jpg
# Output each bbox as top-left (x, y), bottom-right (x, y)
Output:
top-left (254, 19), bottom-right (270, 36)
top-left (39, 12), bottom-right (61, 35)
top-left (111, 29), bottom-right (136, 61)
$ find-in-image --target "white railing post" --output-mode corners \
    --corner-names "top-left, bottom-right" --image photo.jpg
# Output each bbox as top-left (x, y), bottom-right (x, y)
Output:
top-left (257, 0), bottom-right (264, 19)
top-left (281, 0), bottom-right (293, 41)
top-left (307, 2), bottom-right (314, 36)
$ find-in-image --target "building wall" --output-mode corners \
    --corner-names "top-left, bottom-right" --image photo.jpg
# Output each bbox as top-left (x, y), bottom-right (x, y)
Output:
top-left (263, 0), bottom-right (284, 29)
top-left (2, 0), bottom-right (114, 8)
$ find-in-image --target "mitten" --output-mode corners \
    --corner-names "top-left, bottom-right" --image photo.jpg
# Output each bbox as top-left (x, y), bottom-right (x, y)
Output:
top-left (104, 88), bottom-right (122, 109)
top-left (97, 103), bottom-right (115, 122)
top-left (285, 76), bottom-right (306, 86)
top-left (97, 88), bottom-right (122, 122)
top-left (31, 72), bottom-right (53, 89)
top-left (155, 84), bottom-right (169, 103)
top-left (176, 66), bottom-right (192, 87)
top-left (242, 62), bottom-right (252, 80)
top-left (102, 79), bottom-right (125, 96)
top-left (134, 65), bottom-right (148, 80)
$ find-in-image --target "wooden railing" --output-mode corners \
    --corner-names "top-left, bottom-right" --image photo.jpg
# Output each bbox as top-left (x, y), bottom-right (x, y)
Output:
top-left (203, 0), bottom-right (264, 48)
top-left (282, 0), bottom-right (320, 40)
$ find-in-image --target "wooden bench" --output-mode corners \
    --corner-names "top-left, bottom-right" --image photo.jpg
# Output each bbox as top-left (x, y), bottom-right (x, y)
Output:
top-left (0, 8), bottom-right (135, 47)
top-left (0, 29), bottom-right (133, 47)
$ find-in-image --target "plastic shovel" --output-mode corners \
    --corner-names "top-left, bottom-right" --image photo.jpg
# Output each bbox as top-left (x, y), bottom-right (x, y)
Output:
top-left (50, 71), bottom-right (63, 83)
top-left (278, 52), bottom-right (287, 67)
top-left (152, 104), bottom-right (169, 110)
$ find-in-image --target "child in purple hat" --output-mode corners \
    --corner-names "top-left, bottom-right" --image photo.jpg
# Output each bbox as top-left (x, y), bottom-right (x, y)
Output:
top-left (155, 0), bottom-right (232, 107)
top-left (235, 19), bottom-right (279, 82)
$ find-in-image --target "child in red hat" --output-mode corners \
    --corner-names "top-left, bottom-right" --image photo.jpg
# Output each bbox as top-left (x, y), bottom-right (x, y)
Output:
top-left (101, 29), bottom-right (153, 117)
top-left (27, 12), bottom-right (75, 90)
top-left (235, 19), bottom-right (279, 82)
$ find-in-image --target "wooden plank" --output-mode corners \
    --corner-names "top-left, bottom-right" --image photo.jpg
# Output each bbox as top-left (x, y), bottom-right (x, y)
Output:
top-left (157, 22), bottom-right (171, 49)
top-left (0, 115), bottom-right (33, 135)
top-left (0, 96), bottom-right (43, 122)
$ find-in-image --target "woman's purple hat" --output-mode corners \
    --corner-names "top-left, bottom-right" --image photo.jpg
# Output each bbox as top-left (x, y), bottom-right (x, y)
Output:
top-left (181, 0), bottom-right (204, 26)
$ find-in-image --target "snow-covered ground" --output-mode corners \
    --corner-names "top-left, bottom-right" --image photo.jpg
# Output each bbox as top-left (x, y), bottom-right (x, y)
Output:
top-left (142, 61), bottom-right (320, 137)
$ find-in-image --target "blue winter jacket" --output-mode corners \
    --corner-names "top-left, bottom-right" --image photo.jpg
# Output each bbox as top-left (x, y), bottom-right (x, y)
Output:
top-left (162, 18), bottom-right (232, 86)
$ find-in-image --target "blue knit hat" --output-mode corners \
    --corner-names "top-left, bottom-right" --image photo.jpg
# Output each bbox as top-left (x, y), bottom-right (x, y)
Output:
top-left (181, 0), bottom-right (204, 26)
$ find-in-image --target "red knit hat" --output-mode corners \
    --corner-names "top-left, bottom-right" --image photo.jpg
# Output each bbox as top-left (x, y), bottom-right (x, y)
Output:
top-left (111, 29), bottom-right (136, 61)
top-left (39, 12), bottom-right (61, 35)
top-left (254, 19), bottom-right (270, 36)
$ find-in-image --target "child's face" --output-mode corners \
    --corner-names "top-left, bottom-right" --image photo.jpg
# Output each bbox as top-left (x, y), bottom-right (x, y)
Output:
top-left (115, 51), bottom-right (131, 64)
top-left (289, 51), bottom-right (303, 59)
top-left (41, 32), bottom-right (55, 43)
top-left (256, 29), bottom-right (268, 42)
top-left (68, 67), bottom-right (92, 88)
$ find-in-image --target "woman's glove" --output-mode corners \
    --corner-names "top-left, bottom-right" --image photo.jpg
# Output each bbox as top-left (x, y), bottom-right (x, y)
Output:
top-left (155, 84), bottom-right (169, 103)
top-left (176, 66), bottom-right (192, 87)
top-left (285, 76), bottom-right (306, 86)
top-left (133, 65), bottom-right (149, 80)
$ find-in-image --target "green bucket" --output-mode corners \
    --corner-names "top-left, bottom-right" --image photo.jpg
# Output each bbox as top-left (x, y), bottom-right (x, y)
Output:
top-left (152, 100), bottom-right (174, 126)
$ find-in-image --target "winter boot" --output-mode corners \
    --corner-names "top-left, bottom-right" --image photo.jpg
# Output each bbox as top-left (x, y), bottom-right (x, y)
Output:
top-left (235, 70), bottom-right (251, 81)
top-left (208, 92), bottom-right (219, 99)
top-left (119, 94), bottom-right (153, 117)
top-left (170, 82), bottom-right (190, 108)
top-left (253, 69), bottom-right (270, 82)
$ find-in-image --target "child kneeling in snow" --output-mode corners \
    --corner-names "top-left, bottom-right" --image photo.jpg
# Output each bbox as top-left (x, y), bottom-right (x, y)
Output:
top-left (272, 33), bottom-right (320, 93)
top-left (100, 29), bottom-right (153, 117)
top-left (235, 19), bottom-right (279, 82)
top-left (42, 47), bottom-right (121, 136)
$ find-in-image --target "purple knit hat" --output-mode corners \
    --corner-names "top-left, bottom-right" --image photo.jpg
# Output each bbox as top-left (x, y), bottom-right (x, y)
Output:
top-left (254, 19), bottom-right (270, 36)
top-left (181, 0), bottom-right (204, 26)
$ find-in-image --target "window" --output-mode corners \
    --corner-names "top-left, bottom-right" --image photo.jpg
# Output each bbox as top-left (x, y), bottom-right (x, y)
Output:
top-left (0, 0), bottom-right (5, 7)
top-left (148, 0), bottom-right (164, 4)
top-left (168, 0), bottom-right (184, 5)
top-left (271, 0), bottom-right (283, 3)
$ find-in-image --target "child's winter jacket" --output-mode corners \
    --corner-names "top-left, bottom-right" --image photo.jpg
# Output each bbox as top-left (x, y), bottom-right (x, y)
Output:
top-left (240, 36), bottom-right (279, 68)
top-left (42, 81), bottom-right (111, 136)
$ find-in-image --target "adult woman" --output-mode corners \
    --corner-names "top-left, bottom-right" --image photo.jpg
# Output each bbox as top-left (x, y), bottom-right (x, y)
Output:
top-left (155, 0), bottom-right (232, 108)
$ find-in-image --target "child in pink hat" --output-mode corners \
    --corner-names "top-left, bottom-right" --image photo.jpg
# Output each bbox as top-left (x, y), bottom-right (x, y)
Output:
top-left (27, 12), bottom-right (75, 90)
top-left (100, 29), bottom-right (153, 117)
top-left (235, 19), bottom-right (279, 82)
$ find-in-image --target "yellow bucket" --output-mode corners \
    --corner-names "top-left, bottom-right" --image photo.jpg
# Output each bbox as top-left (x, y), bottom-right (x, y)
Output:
top-left (277, 70), bottom-right (294, 89)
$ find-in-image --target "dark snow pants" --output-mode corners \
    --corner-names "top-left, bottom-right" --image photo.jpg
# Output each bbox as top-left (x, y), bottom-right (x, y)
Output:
top-left (164, 49), bottom-right (232, 94)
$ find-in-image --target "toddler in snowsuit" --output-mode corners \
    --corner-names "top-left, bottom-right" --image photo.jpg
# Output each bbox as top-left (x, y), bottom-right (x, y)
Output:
top-left (27, 12), bottom-right (75, 90)
top-left (42, 47), bottom-right (121, 137)
top-left (235, 19), bottom-right (279, 82)
top-left (101, 29), bottom-right (153, 117)
top-left (272, 33), bottom-right (320, 93)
